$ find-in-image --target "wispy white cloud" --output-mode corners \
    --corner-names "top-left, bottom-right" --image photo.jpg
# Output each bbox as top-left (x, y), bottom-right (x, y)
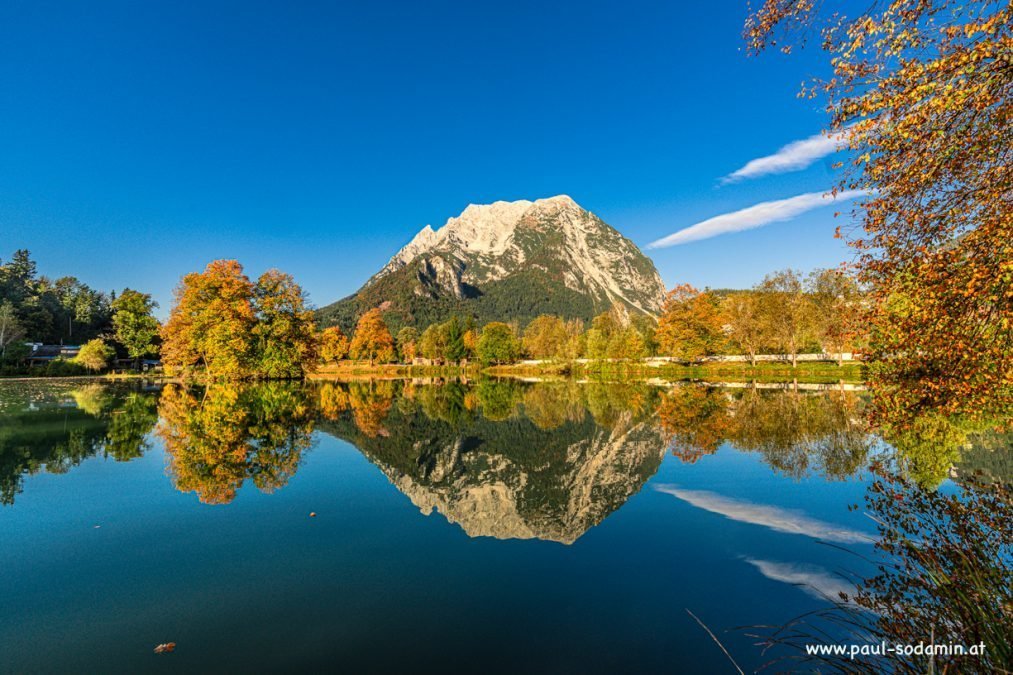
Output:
top-left (721, 130), bottom-right (849, 184)
top-left (654, 485), bottom-right (872, 544)
top-left (745, 558), bottom-right (858, 604)
top-left (646, 189), bottom-right (867, 249)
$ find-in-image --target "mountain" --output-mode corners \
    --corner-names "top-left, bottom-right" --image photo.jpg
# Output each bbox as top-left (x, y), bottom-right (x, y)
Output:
top-left (317, 195), bottom-right (667, 331)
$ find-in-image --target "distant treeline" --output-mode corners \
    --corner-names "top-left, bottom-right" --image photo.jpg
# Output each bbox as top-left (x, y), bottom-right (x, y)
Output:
top-left (1, 252), bottom-right (863, 379)
top-left (328, 267), bottom-right (864, 369)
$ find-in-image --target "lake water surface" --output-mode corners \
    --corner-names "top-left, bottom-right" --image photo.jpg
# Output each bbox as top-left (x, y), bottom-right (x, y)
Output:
top-left (0, 380), bottom-right (1004, 673)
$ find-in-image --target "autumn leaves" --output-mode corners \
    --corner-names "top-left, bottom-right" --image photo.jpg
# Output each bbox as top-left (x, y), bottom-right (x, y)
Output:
top-left (161, 261), bottom-right (318, 380)
top-left (745, 0), bottom-right (1012, 422)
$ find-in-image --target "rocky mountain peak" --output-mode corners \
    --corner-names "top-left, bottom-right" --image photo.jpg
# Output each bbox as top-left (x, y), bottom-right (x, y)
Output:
top-left (320, 195), bottom-right (668, 330)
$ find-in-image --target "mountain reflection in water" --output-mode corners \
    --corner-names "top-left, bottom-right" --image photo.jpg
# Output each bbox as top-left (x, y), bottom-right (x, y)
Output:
top-left (1, 380), bottom-right (1008, 539)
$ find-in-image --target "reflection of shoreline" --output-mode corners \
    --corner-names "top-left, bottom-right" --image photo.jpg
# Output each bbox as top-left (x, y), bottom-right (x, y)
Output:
top-left (481, 376), bottom-right (868, 392)
top-left (5, 379), bottom-right (1005, 513)
top-left (700, 381), bottom-right (867, 392)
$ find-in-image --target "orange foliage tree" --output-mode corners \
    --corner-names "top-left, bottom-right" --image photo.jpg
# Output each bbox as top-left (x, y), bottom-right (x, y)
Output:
top-left (745, 0), bottom-right (1012, 421)
top-left (656, 284), bottom-right (725, 361)
top-left (523, 314), bottom-right (569, 360)
top-left (161, 260), bottom-right (317, 380)
top-left (349, 308), bottom-right (396, 365)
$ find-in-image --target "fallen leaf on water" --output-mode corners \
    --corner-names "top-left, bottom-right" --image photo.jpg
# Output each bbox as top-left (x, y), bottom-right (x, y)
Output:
top-left (154, 643), bottom-right (176, 654)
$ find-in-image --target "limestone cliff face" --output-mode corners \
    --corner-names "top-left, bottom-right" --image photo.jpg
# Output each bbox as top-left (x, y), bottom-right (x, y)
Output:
top-left (364, 412), bottom-right (667, 544)
top-left (317, 196), bottom-right (667, 331)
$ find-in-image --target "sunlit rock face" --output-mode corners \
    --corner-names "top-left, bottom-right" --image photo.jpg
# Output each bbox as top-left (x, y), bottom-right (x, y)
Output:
top-left (319, 400), bottom-right (667, 544)
top-left (317, 196), bottom-right (667, 330)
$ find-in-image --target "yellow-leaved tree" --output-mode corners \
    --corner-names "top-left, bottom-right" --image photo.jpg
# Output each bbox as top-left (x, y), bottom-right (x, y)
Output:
top-left (319, 325), bottom-right (351, 364)
top-left (656, 284), bottom-right (725, 362)
top-left (161, 260), bottom-right (317, 380)
top-left (161, 260), bottom-right (257, 379)
top-left (745, 0), bottom-right (1012, 421)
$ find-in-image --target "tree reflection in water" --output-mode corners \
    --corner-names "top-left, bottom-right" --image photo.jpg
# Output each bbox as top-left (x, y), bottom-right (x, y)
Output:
top-left (656, 385), bottom-right (873, 480)
top-left (2, 380), bottom-right (1007, 508)
top-left (157, 383), bottom-right (315, 504)
top-left (0, 383), bottom-right (161, 505)
top-left (1, 378), bottom-right (1007, 668)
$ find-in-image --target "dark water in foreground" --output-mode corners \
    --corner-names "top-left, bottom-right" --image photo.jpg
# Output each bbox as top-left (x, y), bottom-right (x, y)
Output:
top-left (0, 380), bottom-right (1007, 673)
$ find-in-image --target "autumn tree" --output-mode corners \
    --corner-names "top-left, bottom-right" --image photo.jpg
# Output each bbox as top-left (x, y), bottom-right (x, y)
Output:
top-left (523, 315), bottom-right (569, 360)
top-left (252, 269), bottom-right (318, 378)
top-left (808, 268), bottom-right (863, 365)
top-left (111, 289), bottom-right (160, 369)
top-left (395, 326), bottom-right (419, 362)
top-left (462, 321), bottom-right (479, 359)
top-left (608, 326), bottom-right (647, 360)
top-left (476, 322), bottom-right (521, 365)
top-left (630, 314), bottom-right (658, 357)
top-left (756, 270), bottom-right (815, 367)
top-left (745, 0), bottom-right (1012, 420)
top-left (75, 338), bottom-right (115, 372)
top-left (161, 260), bottom-right (257, 379)
top-left (319, 326), bottom-right (350, 363)
top-left (585, 328), bottom-right (609, 360)
top-left (349, 308), bottom-right (395, 365)
top-left (722, 293), bottom-right (763, 366)
top-left (656, 284), bottom-right (725, 362)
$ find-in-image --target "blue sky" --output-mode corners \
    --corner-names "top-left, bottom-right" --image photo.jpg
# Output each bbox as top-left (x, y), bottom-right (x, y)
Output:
top-left (0, 0), bottom-right (858, 314)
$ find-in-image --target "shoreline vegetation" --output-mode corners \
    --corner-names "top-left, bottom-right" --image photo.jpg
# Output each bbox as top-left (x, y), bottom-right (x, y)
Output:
top-left (0, 357), bottom-right (865, 385)
top-left (2, 252), bottom-right (873, 386)
top-left (308, 357), bottom-right (865, 384)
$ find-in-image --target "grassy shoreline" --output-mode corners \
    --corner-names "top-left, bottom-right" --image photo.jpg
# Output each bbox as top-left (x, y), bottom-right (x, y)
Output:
top-left (1, 360), bottom-right (866, 385)
top-left (486, 360), bottom-right (866, 384)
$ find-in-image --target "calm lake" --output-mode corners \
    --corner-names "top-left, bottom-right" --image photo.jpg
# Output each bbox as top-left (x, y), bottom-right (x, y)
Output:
top-left (0, 379), bottom-right (1006, 673)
